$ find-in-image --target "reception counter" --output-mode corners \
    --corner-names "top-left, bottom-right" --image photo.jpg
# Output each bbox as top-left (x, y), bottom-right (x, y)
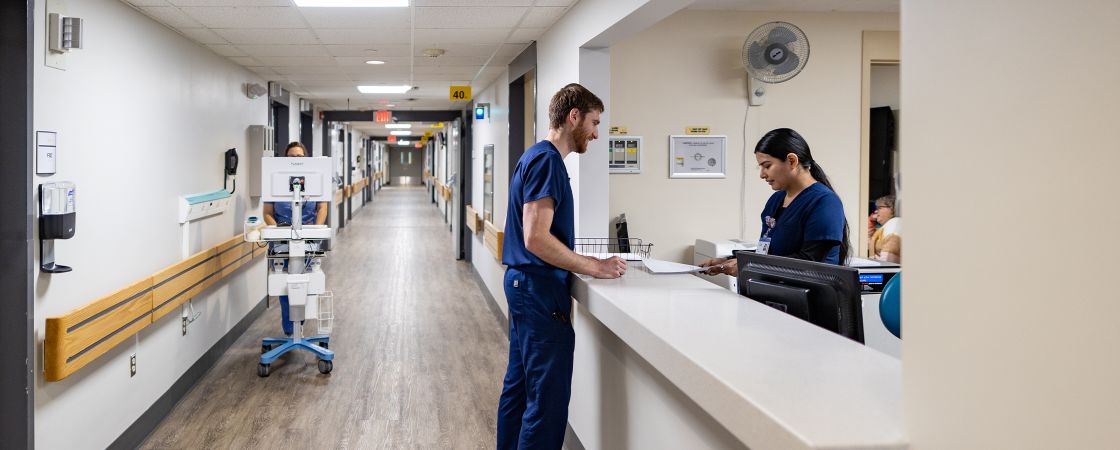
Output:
top-left (567, 262), bottom-right (907, 450)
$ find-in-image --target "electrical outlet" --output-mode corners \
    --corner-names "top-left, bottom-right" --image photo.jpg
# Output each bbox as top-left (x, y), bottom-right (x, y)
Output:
top-left (129, 354), bottom-right (137, 377)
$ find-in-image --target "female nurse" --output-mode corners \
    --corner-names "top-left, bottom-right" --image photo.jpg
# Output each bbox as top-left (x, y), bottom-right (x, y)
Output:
top-left (701, 128), bottom-right (850, 275)
top-left (262, 142), bottom-right (329, 336)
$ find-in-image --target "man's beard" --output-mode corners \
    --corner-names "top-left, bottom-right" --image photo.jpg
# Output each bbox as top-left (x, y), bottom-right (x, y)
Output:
top-left (571, 125), bottom-right (590, 154)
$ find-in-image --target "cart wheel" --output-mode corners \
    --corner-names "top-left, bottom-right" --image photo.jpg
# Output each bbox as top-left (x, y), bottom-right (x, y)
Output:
top-left (258, 363), bottom-right (271, 377)
top-left (261, 344), bottom-right (271, 354)
top-left (317, 342), bottom-right (328, 349)
top-left (317, 359), bottom-right (333, 374)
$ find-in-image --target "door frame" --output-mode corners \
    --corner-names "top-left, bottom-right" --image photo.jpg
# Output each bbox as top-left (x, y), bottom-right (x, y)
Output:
top-left (859, 31), bottom-right (900, 256)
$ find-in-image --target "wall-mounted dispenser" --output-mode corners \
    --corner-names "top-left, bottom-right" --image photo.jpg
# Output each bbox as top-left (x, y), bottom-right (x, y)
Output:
top-left (39, 182), bottom-right (76, 273)
top-left (48, 13), bottom-right (83, 53)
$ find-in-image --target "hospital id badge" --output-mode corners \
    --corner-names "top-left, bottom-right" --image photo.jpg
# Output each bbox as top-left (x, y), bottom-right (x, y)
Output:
top-left (757, 237), bottom-right (772, 255)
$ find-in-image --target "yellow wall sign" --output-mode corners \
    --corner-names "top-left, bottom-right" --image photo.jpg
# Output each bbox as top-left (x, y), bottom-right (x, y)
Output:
top-left (424, 131), bottom-right (433, 138)
top-left (685, 126), bottom-right (711, 135)
top-left (450, 86), bottom-right (472, 101)
top-left (431, 122), bottom-right (445, 129)
top-left (609, 126), bottom-right (628, 135)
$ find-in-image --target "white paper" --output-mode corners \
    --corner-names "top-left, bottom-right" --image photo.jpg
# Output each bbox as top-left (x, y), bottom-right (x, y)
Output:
top-left (642, 258), bottom-right (711, 274)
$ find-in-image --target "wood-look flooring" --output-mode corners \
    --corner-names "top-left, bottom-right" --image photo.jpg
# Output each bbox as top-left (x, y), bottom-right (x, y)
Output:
top-left (141, 187), bottom-right (508, 450)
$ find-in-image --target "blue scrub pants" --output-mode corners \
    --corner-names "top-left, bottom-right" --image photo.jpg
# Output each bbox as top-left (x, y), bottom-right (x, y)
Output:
top-left (497, 267), bottom-right (575, 450)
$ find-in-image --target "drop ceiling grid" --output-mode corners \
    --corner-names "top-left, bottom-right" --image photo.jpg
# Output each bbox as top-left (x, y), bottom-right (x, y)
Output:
top-left (124, 1), bottom-right (571, 110)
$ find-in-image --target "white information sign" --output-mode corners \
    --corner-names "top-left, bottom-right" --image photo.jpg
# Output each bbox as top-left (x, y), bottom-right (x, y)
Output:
top-left (669, 135), bottom-right (725, 178)
top-left (37, 131), bottom-right (58, 175)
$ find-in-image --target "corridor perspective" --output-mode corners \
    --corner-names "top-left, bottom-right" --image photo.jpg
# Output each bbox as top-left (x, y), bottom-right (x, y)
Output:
top-left (10, 1), bottom-right (1120, 449)
top-left (142, 187), bottom-right (508, 449)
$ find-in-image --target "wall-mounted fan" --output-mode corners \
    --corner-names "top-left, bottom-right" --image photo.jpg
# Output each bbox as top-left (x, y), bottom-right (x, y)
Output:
top-left (741, 21), bottom-right (810, 105)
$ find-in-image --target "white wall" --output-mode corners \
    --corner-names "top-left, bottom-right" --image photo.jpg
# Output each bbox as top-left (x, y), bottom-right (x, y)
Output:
top-left (470, 71), bottom-right (512, 316)
top-left (609, 10), bottom-right (898, 262)
top-left (902, 1), bottom-right (1120, 448)
top-left (32, 1), bottom-right (268, 448)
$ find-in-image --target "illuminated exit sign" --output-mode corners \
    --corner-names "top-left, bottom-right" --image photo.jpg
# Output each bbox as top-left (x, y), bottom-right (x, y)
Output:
top-left (375, 111), bottom-right (392, 123)
top-left (388, 135), bottom-right (397, 143)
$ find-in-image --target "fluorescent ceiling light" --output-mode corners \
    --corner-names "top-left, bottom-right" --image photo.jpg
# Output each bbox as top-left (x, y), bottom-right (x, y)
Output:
top-left (365, 60), bottom-right (385, 65)
top-left (295, 0), bottom-right (408, 7)
top-left (357, 85), bottom-right (411, 94)
top-left (384, 124), bottom-right (411, 129)
top-left (398, 140), bottom-right (411, 145)
top-left (390, 130), bottom-right (412, 136)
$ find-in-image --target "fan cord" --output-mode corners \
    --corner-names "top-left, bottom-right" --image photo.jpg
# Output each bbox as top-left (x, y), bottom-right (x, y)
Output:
top-left (739, 100), bottom-right (751, 240)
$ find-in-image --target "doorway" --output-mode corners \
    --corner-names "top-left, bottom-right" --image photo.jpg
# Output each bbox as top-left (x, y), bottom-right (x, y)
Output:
top-left (859, 31), bottom-right (900, 256)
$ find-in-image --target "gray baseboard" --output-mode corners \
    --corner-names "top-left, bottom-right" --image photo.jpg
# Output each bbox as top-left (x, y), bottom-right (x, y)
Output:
top-left (470, 264), bottom-right (508, 337)
top-left (109, 296), bottom-right (268, 450)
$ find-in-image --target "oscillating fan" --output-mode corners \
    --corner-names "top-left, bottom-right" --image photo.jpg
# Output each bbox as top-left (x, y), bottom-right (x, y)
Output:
top-left (741, 21), bottom-right (810, 105)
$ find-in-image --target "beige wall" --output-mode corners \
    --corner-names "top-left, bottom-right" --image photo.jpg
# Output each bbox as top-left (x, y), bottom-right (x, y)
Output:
top-left (903, 1), bottom-right (1120, 448)
top-left (610, 10), bottom-right (897, 262)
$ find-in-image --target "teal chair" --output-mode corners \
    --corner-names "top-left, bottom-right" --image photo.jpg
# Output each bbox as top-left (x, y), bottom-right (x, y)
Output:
top-left (879, 273), bottom-right (901, 338)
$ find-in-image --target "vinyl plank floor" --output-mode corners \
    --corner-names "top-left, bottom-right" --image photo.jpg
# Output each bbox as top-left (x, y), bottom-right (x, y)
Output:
top-left (141, 186), bottom-right (507, 450)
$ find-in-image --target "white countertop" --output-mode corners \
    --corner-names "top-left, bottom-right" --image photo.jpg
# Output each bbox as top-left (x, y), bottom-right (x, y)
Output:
top-left (571, 262), bottom-right (907, 450)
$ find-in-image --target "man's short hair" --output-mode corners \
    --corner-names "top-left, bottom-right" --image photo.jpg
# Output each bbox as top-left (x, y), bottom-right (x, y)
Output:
top-left (548, 83), bottom-right (604, 130)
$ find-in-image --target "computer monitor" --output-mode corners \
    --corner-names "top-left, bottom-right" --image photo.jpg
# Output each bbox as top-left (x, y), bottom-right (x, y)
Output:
top-left (736, 252), bottom-right (864, 343)
top-left (261, 156), bottom-right (333, 203)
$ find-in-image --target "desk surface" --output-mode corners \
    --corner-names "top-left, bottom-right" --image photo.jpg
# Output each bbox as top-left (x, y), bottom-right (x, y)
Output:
top-left (572, 262), bottom-right (907, 450)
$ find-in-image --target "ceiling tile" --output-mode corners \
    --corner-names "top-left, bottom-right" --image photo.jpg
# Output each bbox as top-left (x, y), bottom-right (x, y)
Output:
top-left (519, 7), bottom-right (567, 28)
top-left (273, 66), bottom-right (345, 75)
top-left (228, 56), bottom-right (262, 65)
top-left (125, 0), bottom-right (170, 6)
top-left (315, 29), bottom-right (410, 45)
top-left (206, 44), bottom-right (246, 56)
top-left (325, 44), bottom-right (412, 57)
top-left (177, 27), bottom-right (227, 44)
top-left (413, 0), bottom-right (532, 5)
top-left (213, 28), bottom-right (319, 45)
top-left (414, 28), bottom-right (508, 46)
top-left (415, 6), bottom-right (528, 29)
top-left (138, 7), bottom-right (204, 28)
top-left (422, 44), bottom-right (502, 57)
top-left (253, 55), bottom-right (337, 66)
top-left (179, 6), bottom-right (306, 29)
top-left (239, 45), bottom-right (327, 57)
top-left (334, 56), bottom-right (412, 66)
top-left (496, 43), bottom-right (530, 58)
top-left (508, 27), bottom-right (544, 44)
top-left (536, 0), bottom-right (578, 6)
top-left (298, 7), bottom-right (412, 29)
top-left (168, 0), bottom-right (290, 5)
top-left (282, 73), bottom-right (356, 81)
top-left (248, 66), bottom-right (279, 76)
top-left (412, 65), bottom-right (479, 75)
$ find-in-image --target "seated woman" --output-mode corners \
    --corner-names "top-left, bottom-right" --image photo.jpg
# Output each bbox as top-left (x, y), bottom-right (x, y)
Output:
top-left (868, 195), bottom-right (901, 263)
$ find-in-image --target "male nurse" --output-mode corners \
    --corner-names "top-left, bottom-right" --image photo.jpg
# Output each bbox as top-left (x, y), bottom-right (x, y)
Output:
top-left (496, 83), bottom-right (627, 449)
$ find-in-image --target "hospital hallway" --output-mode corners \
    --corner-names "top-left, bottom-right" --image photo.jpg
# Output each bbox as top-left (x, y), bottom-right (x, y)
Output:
top-left (140, 186), bottom-right (508, 449)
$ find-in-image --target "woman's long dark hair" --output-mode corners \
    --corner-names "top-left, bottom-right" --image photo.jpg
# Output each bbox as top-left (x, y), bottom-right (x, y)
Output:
top-left (755, 128), bottom-right (851, 264)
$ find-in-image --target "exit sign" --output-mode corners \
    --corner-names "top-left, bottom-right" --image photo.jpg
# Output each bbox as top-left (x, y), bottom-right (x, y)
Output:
top-left (388, 135), bottom-right (397, 143)
top-left (375, 111), bottom-right (392, 123)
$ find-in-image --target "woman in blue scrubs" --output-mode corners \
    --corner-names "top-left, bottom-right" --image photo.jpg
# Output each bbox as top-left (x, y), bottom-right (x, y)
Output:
top-left (702, 128), bottom-right (850, 274)
top-left (262, 142), bottom-right (329, 336)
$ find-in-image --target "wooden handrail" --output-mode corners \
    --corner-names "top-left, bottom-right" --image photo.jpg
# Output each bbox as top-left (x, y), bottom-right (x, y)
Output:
top-left (44, 234), bottom-right (264, 381)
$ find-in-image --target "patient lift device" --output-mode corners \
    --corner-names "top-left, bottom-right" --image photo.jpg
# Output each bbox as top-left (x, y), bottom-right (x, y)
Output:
top-left (249, 156), bottom-right (336, 377)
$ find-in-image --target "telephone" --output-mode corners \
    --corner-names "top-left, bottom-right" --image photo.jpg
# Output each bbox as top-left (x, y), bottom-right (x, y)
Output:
top-left (225, 148), bottom-right (239, 175)
top-left (224, 148), bottom-right (238, 193)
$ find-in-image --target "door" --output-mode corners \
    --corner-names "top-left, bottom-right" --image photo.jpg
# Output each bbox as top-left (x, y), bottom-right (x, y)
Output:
top-left (448, 118), bottom-right (462, 258)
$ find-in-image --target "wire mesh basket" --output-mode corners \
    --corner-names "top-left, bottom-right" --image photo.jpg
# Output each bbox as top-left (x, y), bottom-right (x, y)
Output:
top-left (316, 291), bottom-right (334, 336)
top-left (574, 238), bottom-right (652, 261)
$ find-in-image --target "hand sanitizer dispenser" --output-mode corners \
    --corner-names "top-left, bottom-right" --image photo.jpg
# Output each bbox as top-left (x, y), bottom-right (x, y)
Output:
top-left (40, 182), bottom-right (76, 273)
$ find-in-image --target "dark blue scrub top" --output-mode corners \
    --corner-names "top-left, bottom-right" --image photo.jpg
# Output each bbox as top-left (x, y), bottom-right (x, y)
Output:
top-left (502, 140), bottom-right (574, 280)
top-left (270, 201), bottom-right (319, 226)
top-left (760, 182), bottom-right (845, 265)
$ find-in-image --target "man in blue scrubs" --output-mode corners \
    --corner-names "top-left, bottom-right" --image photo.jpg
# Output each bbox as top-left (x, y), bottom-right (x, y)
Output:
top-left (497, 83), bottom-right (627, 449)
